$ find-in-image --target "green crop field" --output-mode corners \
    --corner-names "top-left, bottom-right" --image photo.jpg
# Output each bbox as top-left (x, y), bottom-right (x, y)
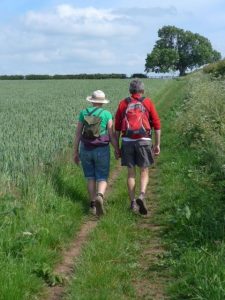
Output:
top-left (0, 78), bottom-right (170, 185)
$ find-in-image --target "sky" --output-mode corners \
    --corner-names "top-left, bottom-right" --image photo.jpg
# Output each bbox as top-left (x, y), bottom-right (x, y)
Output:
top-left (0, 0), bottom-right (225, 75)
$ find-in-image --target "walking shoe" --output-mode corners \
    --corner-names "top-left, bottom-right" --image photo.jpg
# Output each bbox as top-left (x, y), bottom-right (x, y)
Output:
top-left (130, 200), bottom-right (138, 213)
top-left (95, 193), bottom-right (104, 216)
top-left (136, 194), bottom-right (148, 215)
top-left (89, 201), bottom-right (96, 216)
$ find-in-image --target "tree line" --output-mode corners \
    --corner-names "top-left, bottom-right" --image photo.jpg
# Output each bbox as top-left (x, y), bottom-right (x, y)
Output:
top-left (0, 73), bottom-right (149, 80)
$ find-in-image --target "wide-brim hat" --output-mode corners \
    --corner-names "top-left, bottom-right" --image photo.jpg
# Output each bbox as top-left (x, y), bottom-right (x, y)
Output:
top-left (86, 90), bottom-right (110, 104)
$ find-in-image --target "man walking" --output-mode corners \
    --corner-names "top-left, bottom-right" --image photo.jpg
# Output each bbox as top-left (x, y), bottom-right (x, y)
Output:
top-left (114, 79), bottom-right (161, 215)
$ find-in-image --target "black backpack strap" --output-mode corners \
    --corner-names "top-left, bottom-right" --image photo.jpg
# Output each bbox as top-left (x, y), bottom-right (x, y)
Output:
top-left (125, 97), bottom-right (131, 103)
top-left (126, 96), bottom-right (145, 102)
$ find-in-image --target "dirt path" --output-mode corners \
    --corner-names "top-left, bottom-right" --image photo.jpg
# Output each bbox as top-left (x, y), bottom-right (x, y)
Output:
top-left (45, 162), bottom-right (169, 300)
top-left (133, 166), bottom-right (170, 299)
top-left (45, 163), bottom-right (122, 300)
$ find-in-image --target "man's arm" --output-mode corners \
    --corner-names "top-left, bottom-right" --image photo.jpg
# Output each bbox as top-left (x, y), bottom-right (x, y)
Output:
top-left (145, 99), bottom-right (161, 156)
top-left (115, 130), bottom-right (121, 149)
top-left (153, 129), bottom-right (161, 156)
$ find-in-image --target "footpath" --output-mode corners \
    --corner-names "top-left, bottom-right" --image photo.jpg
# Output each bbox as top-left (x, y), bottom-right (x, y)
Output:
top-left (44, 161), bottom-right (169, 300)
top-left (44, 80), bottom-right (185, 299)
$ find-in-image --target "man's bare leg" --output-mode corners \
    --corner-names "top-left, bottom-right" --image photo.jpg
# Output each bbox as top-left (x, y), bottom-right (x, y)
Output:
top-left (136, 167), bottom-right (149, 215)
top-left (127, 167), bottom-right (136, 202)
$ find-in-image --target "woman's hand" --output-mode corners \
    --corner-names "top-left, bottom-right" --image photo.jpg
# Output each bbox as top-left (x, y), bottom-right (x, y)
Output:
top-left (74, 152), bottom-right (80, 165)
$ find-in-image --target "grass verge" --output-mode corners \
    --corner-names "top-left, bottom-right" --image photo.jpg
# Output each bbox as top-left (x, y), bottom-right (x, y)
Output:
top-left (157, 73), bottom-right (225, 299)
top-left (0, 151), bottom-right (89, 300)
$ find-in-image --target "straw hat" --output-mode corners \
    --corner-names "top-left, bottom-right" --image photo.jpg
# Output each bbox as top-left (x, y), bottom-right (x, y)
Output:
top-left (86, 90), bottom-right (109, 104)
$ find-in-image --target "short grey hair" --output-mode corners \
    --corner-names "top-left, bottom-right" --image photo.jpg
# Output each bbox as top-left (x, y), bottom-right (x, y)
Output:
top-left (129, 79), bottom-right (144, 94)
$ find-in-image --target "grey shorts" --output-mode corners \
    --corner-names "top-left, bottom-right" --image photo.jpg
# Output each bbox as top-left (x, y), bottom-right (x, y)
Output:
top-left (121, 140), bottom-right (154, 168)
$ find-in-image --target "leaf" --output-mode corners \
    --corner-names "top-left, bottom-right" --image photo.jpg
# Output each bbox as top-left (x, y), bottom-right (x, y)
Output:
top-left (184, 205), bottom-right (191, 220)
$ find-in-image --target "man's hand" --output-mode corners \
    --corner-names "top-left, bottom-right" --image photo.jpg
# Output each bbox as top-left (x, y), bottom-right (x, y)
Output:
top-left (114, 148), bottom-right (121, 160)
top-left (154, 145), bottom-right (160, 156)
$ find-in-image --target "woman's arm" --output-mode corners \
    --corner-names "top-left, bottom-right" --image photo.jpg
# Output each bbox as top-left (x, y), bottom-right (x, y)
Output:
top-left (107, 119), bottom-right (120, 159)
top-left (74, 121), bottom-right (83, 165)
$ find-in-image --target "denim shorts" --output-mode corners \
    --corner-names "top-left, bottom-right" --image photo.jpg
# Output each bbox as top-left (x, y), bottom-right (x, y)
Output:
top-left (79, 143), bottom-right (110, 181)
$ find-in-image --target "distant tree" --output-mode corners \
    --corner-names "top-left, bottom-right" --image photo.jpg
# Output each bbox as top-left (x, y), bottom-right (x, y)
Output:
top-left (131, 73), bottom-right (148, 78)
top-left (145, 25), bottom-right (221, 76)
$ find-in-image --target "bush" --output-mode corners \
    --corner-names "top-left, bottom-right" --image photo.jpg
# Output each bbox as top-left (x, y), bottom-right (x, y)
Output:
top-left (215, 59), bottom-right (225, 76)
top-left (203, 59), bottom-right (225, 77)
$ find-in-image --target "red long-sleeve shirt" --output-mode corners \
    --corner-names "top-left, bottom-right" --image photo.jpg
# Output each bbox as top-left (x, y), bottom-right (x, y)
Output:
top-left (115, 93), bottom-right (161, 136)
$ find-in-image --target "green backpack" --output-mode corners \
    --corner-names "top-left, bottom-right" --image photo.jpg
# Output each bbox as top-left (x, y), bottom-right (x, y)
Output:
top-left (82, 107), bottom-right (104, 139)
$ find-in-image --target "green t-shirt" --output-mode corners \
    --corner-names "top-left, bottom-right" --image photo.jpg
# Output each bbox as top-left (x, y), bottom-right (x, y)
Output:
top-left (79, 106), bottom-right (112, 136)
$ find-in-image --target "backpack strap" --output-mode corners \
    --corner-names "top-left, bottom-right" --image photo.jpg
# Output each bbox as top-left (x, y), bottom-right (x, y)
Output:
top-left (139, 97), bottom-right (145, 102)
top-left (96, 108), bottom-right (104, 117)
top-left (126, 96), bottom-right (145, 103)
top-left (125, 97), bottom-right (131, 103)
top-left (86, 107), bottom-right (104, 116)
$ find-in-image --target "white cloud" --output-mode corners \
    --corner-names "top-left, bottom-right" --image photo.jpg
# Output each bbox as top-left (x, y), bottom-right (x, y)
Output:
top-left (114, 6), bottom-right (177, 17)
top-left (57, 4), bottom-right (121, 21)
top-left (22, 4), bottom-right (136, 37)
top-left (121, 0), bottom-right (222, 10)
top-left (0, 1), bottom-right (225, 74)
top-left (0, 3), bottom-right (145, 74)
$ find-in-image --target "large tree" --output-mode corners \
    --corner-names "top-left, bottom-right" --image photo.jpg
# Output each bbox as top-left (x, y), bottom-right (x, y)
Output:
top-left (145, 26), bottom-right (221, 76)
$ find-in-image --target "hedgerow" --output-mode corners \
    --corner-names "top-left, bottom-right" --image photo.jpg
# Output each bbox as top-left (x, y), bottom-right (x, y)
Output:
top-left (177, 73), bottom-right (225, 181)
top-left (203, 59), bottom-right (225, 77)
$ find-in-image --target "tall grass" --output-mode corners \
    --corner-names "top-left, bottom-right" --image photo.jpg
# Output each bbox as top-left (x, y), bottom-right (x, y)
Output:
top-left (0, 156), bottom-right (88, 300)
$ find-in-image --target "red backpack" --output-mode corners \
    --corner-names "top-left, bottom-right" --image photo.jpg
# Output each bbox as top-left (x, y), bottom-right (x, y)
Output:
top-left (121, 97), bottom-right (151, 138)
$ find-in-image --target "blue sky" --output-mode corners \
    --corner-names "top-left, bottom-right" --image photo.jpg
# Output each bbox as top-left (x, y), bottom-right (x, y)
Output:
top-left (0, 0), bottom-right (225, 75)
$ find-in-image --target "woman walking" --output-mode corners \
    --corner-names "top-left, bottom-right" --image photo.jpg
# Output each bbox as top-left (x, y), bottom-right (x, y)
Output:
top-left (74, 90), bottom-right (120, 216)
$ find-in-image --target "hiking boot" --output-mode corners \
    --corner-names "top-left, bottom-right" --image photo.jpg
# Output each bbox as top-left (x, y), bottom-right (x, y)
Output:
top-left (89, 201), bottom-right (96, 216)
top-left (130, 200), bottom-right (138, 213)
top-left (95, 194), bottom-right (104, 216)
top-left (136, 194), bottom-right (148, 215)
